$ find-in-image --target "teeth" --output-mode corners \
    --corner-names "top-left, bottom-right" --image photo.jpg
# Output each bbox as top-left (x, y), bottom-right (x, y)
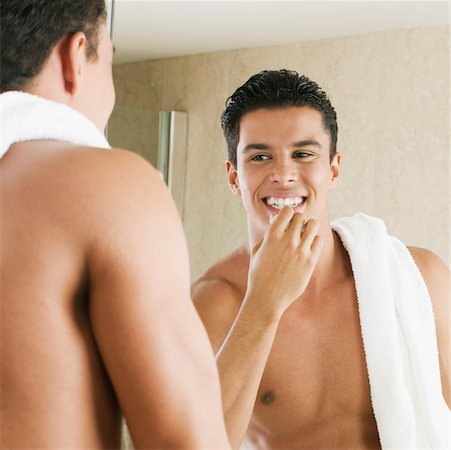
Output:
top-left (265, 196), bottom-right (304, 209)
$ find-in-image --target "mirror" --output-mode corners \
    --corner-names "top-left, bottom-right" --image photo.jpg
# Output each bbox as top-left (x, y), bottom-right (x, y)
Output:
top-left (108, 1), bottom-right (449, 280)
top-left (106, 2), bottom-right (188, 216)
top-left (107, 2), bottom-right (449, 449)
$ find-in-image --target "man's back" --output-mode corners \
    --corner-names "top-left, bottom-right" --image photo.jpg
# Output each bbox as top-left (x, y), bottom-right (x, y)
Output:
top-left (1, 141), bottom-right (230, 448)
top-left (2, 141), bottom-right (121, 446)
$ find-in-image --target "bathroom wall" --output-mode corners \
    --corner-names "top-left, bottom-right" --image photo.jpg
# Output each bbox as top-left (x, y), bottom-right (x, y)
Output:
top-left (112, 25), bottom-right (449, 280)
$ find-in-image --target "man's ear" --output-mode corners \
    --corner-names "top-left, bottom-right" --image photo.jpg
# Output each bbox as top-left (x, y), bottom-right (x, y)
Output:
top-left (329, 152), bottom-right (341, 190)
top-left (226, 160), bottom-right (241, 196)
top-left (61, 31), bottom-right (88, 95)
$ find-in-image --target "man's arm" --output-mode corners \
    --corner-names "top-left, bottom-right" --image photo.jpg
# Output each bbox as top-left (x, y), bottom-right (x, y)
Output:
top-left (193, 277), bottom-right (282, 449)
top-left (84, 150), bottom-right (230, 448)
top-left (193, 208), bottom-right (322, 448)
top-left (409, 246), bottom-right (450, 408)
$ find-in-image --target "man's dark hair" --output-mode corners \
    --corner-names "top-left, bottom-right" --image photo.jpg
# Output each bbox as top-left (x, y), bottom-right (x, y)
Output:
top-left (221, 69), bottom-right (338, 168)
top-left (0, 0), bottom-right (107, 92)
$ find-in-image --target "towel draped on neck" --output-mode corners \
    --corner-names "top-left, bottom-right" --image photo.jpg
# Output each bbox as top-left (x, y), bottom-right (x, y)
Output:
top-left (0, 91), bottom-right (111, 157)
top-left (332, 213), bottom-right (449, 449)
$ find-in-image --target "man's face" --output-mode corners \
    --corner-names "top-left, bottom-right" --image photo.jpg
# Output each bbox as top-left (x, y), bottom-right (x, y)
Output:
top-left (81, 22), bottom-right (115, 131)
top-left (227, 106), bottom-right (340, 238)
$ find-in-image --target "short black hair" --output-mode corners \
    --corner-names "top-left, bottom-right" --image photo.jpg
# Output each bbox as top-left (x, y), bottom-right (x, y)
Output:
top-left (221, 69), bottom-right (338, 168)
top-left (1, 0), bottom-right (107, 92)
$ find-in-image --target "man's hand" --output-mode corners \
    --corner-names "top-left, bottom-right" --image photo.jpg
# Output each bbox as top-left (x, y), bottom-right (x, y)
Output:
top-left (246, 206), bottom-right (323, 316)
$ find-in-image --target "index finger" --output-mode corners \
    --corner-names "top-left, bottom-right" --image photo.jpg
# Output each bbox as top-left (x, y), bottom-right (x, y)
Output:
top-left (268, 206), bottom-right (295, 235)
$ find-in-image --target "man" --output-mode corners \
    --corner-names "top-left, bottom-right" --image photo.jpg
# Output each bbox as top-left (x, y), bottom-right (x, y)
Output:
top-left (0, 1), bottom-right (230, 448)
top-left (193, 70), bottom-right (450, 449)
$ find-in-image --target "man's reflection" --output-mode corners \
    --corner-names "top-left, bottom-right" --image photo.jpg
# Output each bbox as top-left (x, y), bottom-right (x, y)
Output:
top-left (192, 69), bottom-right (449, 449)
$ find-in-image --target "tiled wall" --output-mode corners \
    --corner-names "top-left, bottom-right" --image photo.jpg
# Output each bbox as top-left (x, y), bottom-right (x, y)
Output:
top-left (112, 26), bottom-right (449, 279)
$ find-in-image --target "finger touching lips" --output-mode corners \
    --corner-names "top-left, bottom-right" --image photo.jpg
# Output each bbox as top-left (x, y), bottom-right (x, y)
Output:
top-left (269, 206), bottom-right (295, 233)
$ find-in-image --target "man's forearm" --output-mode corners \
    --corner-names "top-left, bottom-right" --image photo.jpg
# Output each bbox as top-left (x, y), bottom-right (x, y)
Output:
top-left (216, 295), bottom-right (282, 449)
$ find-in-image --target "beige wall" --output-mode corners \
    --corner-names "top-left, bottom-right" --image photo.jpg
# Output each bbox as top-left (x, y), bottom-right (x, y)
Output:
top-left (112, 26), bottom-right (449, 280)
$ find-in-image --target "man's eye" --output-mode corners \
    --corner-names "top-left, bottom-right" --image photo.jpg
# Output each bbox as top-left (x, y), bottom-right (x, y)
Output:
top-left (250, 154), bottom-right (270, 161)
top-left (294, 152), bottom-right (311, 159)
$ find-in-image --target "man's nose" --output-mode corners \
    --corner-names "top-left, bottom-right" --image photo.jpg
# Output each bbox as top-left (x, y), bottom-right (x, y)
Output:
top-left (269, 158), bottom-right (298, 184)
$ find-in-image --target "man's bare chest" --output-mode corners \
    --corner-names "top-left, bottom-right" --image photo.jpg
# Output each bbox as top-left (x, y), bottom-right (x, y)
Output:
top-left (248, 281), bottom-right (379, 447)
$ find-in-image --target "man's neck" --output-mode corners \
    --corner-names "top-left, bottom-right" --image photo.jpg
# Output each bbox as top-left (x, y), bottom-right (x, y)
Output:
top-left (24, 83), bottom-right (70, 108)
top-left (306, 226), bottom-right (349, 295)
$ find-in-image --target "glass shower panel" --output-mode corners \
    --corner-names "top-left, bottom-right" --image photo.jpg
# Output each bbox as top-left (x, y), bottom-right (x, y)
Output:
top-left (157, 111), bottom-right (170, 182)
top-left (107, 105), bottom-right (170, 181)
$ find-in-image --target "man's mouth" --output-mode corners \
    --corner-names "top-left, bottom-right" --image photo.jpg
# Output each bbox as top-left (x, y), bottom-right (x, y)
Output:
top-left (264, 196), bottom-right (306, 210)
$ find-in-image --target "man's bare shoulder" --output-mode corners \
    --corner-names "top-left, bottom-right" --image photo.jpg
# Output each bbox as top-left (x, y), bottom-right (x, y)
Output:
top-left (51, 145), bottom-right (162, 195)
top-left (407, 246), bottom-right (449, 316)
top-left (4, 141), bottom-right (179, 259)
top-left (62, 146), bottom-right (189, 272)
top-left (77, 147), bottom-right (164, 198)
top-left (407, 246), bottom-right (449, 286)
top-left (36, 144), bottom-right (171, 224)
top-left (408, 247), bottom-right (450, 406)
top-left (4, 140), bottom-right (162, 200)
top-left (192, 246), bottom-right (249, 352)
top-left (407, 246), bottom-right (449, 318)
top-left (193, 244), bottom-right (249, 303)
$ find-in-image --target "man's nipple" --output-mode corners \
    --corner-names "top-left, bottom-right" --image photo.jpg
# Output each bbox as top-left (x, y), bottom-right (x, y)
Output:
top-left (260, 390), bottom-right (276, 405)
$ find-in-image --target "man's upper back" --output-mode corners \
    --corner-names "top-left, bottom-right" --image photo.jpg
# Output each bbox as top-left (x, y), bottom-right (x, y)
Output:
top-left (1, 141), bottom-right (231, 448)
top-left (1, 141), bottom-right (128, 447)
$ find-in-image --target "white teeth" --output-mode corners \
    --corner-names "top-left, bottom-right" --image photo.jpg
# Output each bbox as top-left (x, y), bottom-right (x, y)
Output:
top-left (265, 196), bottom-right (304, 209)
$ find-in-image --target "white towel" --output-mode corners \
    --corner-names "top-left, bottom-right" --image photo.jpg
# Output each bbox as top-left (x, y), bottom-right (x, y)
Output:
top-left (332, 213), bottom-right (450, 449)
top-left (0, 91), bottom-right (110, 157)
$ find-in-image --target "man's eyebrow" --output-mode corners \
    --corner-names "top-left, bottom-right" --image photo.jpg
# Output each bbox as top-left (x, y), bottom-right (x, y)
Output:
top-left (291, 139), bottom-right (322, 148)
top-left (242, 143), bottom-right (270, 153)
top-left (242, 140), bottom-right (322, 153)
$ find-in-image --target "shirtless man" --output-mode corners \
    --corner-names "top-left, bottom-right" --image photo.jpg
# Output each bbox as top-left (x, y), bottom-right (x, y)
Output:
top-left (192, 70), bottom-right (450, 449)
top-left (1, 1), bottom-right (230, 448)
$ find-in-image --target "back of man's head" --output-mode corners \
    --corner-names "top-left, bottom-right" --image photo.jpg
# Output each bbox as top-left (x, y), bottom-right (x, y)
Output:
top-left (1, 0), bottom-right (107, 93)
top-left (221, 69), bottom-right (338, 168)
